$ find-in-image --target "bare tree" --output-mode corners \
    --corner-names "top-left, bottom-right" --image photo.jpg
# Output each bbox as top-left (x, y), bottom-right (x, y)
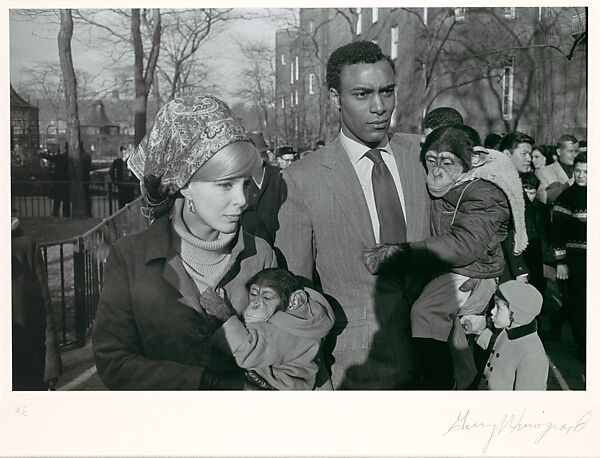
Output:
top-left (234, 39), bottom-right (276, 143)
top-left (58, 9), bottom-right (87, 217)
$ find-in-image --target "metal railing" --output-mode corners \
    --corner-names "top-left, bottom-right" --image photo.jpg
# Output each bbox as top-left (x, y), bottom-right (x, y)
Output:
top-left (40, 197), bottom-right (148, 348)
top-left (11, 180), bottom-right (140, 218)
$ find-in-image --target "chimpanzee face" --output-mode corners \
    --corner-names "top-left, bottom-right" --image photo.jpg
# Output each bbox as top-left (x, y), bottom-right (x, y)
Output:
top-left (424, 150), bottom-right (466, 197)
top-left (243, 284), bottom-right (284, 323)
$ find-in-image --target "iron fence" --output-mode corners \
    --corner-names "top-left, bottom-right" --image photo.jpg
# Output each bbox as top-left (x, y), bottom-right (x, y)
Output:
top-left (40, 197), bottom-right (148, 348)
top-left (11, 180), bottom-right (139, 218)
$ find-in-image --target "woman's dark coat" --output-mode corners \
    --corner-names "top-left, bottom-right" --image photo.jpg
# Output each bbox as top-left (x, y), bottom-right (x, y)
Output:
top-left (92, 213), bottom-right (276, 390)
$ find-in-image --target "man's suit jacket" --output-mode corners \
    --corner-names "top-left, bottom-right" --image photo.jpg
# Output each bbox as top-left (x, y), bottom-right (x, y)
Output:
top-left (275, 134), bottom-right (430, 389)
top-left (536, 161), bottom-right (573, 205)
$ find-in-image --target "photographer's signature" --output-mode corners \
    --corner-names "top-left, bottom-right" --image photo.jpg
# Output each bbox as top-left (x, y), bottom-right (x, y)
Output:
top-left (443, 409), bottom-right (591, 453)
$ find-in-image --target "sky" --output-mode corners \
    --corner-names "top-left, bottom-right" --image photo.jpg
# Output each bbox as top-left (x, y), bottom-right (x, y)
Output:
top-left (9, 8), bottom-right (291, 103)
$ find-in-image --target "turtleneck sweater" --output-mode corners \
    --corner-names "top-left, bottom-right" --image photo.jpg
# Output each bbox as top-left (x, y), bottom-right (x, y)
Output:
top-left (171, 199), bottom-right (235, 294)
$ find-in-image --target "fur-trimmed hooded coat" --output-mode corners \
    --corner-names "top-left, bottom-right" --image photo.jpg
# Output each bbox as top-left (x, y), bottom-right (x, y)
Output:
top-left (408, 150), bottom-right (527, 278)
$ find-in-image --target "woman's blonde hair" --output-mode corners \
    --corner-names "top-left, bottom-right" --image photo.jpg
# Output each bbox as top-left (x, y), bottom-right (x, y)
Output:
top-left (191, 140), bottom-right (259, 182)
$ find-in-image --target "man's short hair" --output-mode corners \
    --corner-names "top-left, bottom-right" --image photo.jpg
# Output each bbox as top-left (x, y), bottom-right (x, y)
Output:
top-left (557, 134), bottom-right (578, 149)
top-left (326, 41), bottom-right (395, 92)
top-left (484, 133), bottom-right (503, 150)
top-left (574, 152), bottom-right (587, 166)
top-left (498, 131), bottom-right (535, 153)
top-left (422, 107), bottom-right (464, 131)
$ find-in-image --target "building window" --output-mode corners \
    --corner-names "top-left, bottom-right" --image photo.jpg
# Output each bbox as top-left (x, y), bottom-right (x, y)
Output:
top-left (372, 8), bottom-right (378, 23)
top-left (454, 7), bottom-right (466, 22)
top-left (390, 26), bottom-right (399, 60)
top-left (503, 7), bottom-right (516, 19)
top-left (281, 54), bottom-right (286, 65)
top-left (290, 93), bottom-right (294, 107)
top-left (294, 115), bottom-right (298, 133)
top-left (295, 56), bottom-right (299, 81)
top-left (295, 90), bottom-right (299, 105)
top-left (502, 58), bottom-right (514, 120)
top-left (309, 20), bottom-right (314, 33)
top-left (356, 8), bottom-right (363, 35)
top-left (309, 74), bottom-right (315, 94)
top-left (423, 7), bottom-right (428, 25)
top-left (281, 96), bottom-right (285, 109)
top-left (290, 61), bottom-right (294, 84)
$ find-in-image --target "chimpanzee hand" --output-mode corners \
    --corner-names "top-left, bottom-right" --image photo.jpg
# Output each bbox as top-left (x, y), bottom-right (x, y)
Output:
top-left (362, 243), bottom-right (409, 275)
top-left (199, 287), bottom-right (236, 322)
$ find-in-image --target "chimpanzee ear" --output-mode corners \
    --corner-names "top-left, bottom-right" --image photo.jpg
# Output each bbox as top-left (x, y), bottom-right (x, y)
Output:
top-left (288, 290), bottom-right (308, 310)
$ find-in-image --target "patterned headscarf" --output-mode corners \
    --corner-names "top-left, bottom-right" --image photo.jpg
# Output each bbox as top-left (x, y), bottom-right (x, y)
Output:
top-left (128, 95), bottom-right (248, 219)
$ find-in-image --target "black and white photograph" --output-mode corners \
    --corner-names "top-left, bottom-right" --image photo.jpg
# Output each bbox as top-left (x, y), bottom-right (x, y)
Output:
top-left (2, 2), bottom-right (597, 456)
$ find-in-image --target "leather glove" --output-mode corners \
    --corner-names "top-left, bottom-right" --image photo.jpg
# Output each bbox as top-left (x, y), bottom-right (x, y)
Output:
top-left (199, 287), bottom-right (236, 322)
top-left (244, 370), bottom-right (276, 390)
top-left (200, 370), bottom-right (245, 390)
top-left (362, 243), bottom-right (410, 275)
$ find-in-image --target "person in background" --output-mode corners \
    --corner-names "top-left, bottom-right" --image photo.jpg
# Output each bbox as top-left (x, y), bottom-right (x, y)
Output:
top-left (80, 143), bottom-right (92, 215)
top-left (551, 152), bottom-right (587, 364)
top-left (275, 146), bottom-right (296, 169)
top-left (536, 134), bottom-right (578, 205)
top-left (242, 132), bottom-right (285, 246)
top-left (109, 146), bottom-right (135, 209)
top-left (531, 145), bottom-right (555, 172)
top-left (497, 131), bottom-right (535, 284)
top-left (484, 133), bottom-right (503, 150)
top-left (421, 106), bottom-right (463, 143)
top-left (93, 95), bottom-right (286, 390)
top-left (578, 139), bottom-right (587, 154)
top-left (12, 215), bottom-right (62, 390)
top-left (39, 146), bottom-right (70, 217)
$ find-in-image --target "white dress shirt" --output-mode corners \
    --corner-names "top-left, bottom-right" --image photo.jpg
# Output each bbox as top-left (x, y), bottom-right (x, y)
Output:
top-left (339, 131), bottom-right (407, 244)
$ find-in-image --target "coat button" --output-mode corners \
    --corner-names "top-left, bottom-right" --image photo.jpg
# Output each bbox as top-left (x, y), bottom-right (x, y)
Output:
top-left (487, 362), bottom-right (491, 367)
top-left (496, 353), bottom-right (500, 357)
top-left (490, 367), bottom-right (494, 372)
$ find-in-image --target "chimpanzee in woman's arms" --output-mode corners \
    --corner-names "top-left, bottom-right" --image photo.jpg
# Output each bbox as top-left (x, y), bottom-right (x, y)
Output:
top-left (200, 268), bottom-right (334, 390)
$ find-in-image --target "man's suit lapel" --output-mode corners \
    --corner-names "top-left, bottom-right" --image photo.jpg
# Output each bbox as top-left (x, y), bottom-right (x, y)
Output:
top-left (321, 138), bottom-right (376, 247)
top-left (390, 134), bottom-right (423, 242)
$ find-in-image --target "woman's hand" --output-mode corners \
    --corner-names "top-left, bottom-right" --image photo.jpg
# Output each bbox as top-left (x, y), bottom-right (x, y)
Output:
top-left (199, 288), bottom-right (236, 322)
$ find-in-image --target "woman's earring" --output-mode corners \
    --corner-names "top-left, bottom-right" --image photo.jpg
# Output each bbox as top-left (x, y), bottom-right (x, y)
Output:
top-left (188, 199), bottom-right (196, 214)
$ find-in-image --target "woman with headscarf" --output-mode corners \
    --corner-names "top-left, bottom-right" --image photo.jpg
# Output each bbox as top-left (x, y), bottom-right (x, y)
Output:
top-left (92, 96), bottom-right (280, 390)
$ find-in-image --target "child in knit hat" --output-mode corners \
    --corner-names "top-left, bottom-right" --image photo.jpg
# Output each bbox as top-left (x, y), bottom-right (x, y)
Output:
top-left (462, 280), bottom-right (549, 390)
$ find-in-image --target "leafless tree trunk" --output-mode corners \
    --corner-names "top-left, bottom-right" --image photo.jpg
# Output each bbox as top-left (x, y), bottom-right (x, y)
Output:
top-left (132, 8), bottom-right (161, 146)
top-left (58, 9), bottom-right (88, 218)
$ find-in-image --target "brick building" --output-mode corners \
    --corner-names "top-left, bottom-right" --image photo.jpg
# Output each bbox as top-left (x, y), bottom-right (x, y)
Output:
top-left (275, 7), bottom-right (587, 147)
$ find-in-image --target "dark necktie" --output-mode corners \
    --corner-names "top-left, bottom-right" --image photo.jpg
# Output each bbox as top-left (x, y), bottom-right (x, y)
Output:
top-left (365, 148), bottom-right (407, 244)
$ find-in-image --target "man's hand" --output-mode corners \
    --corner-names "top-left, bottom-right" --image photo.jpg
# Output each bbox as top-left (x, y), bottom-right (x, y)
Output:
top-left (556, 264), bottom-right (569, 281)
top-left (199, 288), bottom-right (236, 322)
top-left (362, 243), bottom-right (408, 275)
top-left (459, 277), bottom-right (497, 316)
top-left (460, 315), bottom-right (487, 335)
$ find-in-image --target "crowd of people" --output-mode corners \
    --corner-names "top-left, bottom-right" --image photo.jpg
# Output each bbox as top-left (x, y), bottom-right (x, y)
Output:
top-left (13, 40), bottom-right (585, 391)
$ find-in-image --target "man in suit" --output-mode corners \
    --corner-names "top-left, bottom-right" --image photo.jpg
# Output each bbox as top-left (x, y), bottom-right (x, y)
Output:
top-left (536, 134), bottom-right (578, 205)
top-left (275, 41), bottom-right (430, 389)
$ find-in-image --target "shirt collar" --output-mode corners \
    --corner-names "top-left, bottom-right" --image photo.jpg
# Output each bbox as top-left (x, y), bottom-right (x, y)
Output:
top-left (339, 129), bottom-right (392, 165)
